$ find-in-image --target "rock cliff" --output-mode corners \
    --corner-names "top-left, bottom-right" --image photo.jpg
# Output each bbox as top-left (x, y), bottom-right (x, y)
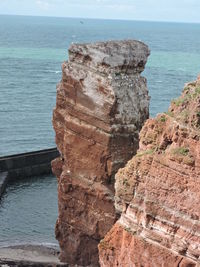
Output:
top-left (52, 40), bottom-right (150, 266)
top-left (99, 76), bottom-right (200, 266)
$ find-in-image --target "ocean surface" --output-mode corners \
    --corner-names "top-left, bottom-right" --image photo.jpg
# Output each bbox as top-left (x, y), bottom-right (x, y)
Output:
top-left (0, 15), bottom-right (200, 156)
top-left (0, 15), bottom-right (200, 246)
top-left (0, 175), bottom-right (58, 247)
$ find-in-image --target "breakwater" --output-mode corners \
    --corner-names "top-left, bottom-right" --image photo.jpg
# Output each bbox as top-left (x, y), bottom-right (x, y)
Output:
top-left (0, 148), bottom-right (59, 198)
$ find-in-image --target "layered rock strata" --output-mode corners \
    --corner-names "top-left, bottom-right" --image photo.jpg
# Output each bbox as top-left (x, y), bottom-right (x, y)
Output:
top-left (52, 40), bottom-right (150, 266)
top-left (99, 76), bottom-right (200, 266)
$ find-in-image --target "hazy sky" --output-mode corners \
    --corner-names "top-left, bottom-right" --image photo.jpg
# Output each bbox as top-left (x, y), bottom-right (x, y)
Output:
top-left (0, 0), bottom-right (200, 23)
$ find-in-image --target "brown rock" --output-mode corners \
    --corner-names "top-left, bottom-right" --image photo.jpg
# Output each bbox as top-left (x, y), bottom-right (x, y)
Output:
top-left (99, 223), bottom-right (197, 267)
top-left (52, 40), bottom-right (150, 266)
top-left (99, 77), bottom-right (200, 266)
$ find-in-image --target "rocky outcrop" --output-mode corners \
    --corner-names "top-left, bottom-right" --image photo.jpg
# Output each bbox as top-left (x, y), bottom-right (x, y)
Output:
top-left (52, 40), bottom-right (150, 266)
top-left (99, 76), bottom-right (200, 266)
top-left (0, 245), bottom-right (67, 267)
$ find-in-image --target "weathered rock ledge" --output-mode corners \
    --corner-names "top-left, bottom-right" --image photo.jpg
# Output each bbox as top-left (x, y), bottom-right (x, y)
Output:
top-left (52, 40), bottom-right (150, 266)
top-left (99, 76), bottom-right (200, 266)
top-left (0, 245), bottom-right (67, 267)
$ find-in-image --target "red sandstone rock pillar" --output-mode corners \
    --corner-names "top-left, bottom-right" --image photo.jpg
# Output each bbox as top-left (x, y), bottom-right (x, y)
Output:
top-left (52, 40), bottom-right (150, 266)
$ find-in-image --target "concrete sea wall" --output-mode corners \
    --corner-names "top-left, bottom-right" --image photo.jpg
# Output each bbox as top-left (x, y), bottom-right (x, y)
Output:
top-left (0, 148), bottom-right (59, 198)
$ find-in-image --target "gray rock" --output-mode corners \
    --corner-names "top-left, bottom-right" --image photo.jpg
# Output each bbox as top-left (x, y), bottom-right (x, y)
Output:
top-left (69, 40), bottom-right (150, 74)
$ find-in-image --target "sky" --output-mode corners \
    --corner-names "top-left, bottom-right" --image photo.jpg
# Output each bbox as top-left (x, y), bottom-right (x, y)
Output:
top-left (0, 0), bottom-right (200, 23)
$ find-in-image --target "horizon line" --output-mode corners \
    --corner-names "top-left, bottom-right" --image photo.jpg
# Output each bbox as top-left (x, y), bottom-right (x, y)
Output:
top-left (0, 13), bottom-right (200, 25)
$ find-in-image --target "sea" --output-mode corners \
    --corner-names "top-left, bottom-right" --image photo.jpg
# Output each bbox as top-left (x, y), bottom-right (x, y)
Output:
top-left (0, 15), bottom-right (200, 246)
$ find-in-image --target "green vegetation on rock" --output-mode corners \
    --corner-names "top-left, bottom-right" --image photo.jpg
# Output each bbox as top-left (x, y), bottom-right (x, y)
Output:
top-left (171, 147), bottom-right (189, 156)
top-left (136, 148), bottom-right (155, 157)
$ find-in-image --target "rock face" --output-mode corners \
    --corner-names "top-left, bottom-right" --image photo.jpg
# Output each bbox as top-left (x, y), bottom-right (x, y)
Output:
top-left (99, 77), bottom-right (200, 266)
top-left (52, 40), bottom-right (150, 266)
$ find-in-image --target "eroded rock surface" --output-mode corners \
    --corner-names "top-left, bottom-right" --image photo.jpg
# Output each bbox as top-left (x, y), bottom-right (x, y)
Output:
top-left (52, 40), bottom-right (150, 266)
top-left (99, 77), bottom-right (200, 266)
top-left (0, 245), bottom-right (67, 267)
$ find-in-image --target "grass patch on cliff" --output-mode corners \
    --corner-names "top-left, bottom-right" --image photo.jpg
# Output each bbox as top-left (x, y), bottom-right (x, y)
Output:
top-left (164, 111), bottom-right (174, 117)
top-left (170, 147), bottom-right (195, 166)
top-left (192, 86), bottom-right (200, 98)
top-left (136, 148), bottom-right (155, 157)
top-left (183, 85), bottom-right (190, 92)
top-left (177, 110), bottom-right (189, 122)
top-left (171, 86), bottom-right (200, 107)
top-left (171, 147), bottom-right (189, 156)
top-left (159, 115), bottom-right (167, 122)
top-left (171, 97), bottom-right (186, 107)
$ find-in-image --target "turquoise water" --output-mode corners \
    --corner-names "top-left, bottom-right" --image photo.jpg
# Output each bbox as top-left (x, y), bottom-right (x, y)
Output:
top-left (0, 15), bottom-right (200, 156)
top-left (0, 175), bottom-right (58, 246)
top-left (0, 15), bottom-right (200, 245)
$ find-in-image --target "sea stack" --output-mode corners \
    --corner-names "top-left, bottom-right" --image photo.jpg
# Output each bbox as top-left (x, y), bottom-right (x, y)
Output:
top-left (99, 77), bottom-right (200, 266)
top-left (52, 40), bottom-right (150, 266)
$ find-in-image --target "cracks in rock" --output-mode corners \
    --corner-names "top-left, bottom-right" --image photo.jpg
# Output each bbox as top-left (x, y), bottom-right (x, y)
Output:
top-left (177, 257), bottom-right (184, 267)
top-left (132, 169), bottom-right (141, 199)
